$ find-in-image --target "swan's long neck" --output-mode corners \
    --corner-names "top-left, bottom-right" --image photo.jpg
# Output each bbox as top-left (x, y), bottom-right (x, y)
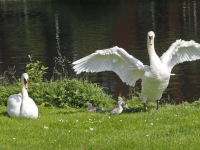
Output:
top-left (147, 40), bottom-right (161, 66)
top-left (148, 44), bottom-right (155, 56)
top-left (21, 86), bottom-right (29, 99)
top-left (20, 84), bottom-right (29, 114)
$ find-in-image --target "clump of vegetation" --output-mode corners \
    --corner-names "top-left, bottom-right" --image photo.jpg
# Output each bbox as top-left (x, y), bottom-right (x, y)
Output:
top-left (52, 51), bottom-right (71, 80)
top-left (27, 79), bottom-right (115, 108)
top-left (0, 55), bottom-right (115, 109)
top-left (25, 55), bottom-right (48, 83)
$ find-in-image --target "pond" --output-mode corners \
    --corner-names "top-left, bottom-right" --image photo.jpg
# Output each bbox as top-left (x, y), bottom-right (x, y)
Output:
top-left (0, 0), bottom-right (200, 103)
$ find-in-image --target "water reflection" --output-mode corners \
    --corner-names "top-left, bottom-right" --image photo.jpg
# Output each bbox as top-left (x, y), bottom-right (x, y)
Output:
top-left (55, 13), bottom-right (61, 53)
top-left (0, 0), bottom-right (200, 103)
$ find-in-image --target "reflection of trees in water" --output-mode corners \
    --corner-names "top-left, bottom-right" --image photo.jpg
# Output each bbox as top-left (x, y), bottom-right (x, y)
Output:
top-left (55, 13), bottom-right (61, 54)
top-left (182, 0), bottom-right (198, 36)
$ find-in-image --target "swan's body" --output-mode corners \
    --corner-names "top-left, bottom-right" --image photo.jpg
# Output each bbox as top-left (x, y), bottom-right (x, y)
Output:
top-left (7, 93), bottom-right (22, 117)
top-left (7, 73), bottom-right (38, 119)
top-left (87, 103), bottom-right (103, 112)
top-left (73, 31), bottom-right (200, 110)
top-left (107, 101), bottom-right (123, 115)
top-left (141, 44), bottom-right (170, 104)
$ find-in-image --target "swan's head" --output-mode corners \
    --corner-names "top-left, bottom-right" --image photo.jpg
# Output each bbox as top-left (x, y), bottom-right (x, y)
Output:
top-left (21, 73), bottom-right (29, 90)
top-left (147, 31), bottom-right (155, 46)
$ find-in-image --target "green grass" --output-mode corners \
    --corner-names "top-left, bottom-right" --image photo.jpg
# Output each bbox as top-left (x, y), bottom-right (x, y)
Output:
top-left (1, 102), bottom-right (200, 149)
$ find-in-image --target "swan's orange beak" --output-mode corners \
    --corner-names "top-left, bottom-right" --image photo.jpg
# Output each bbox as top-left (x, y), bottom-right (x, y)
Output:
top-left (150, 38), bottom-right (153, 45)
top-left (24, 81), bottom-right (28, 89)
top-left (149, 37), bottom-right (153, 45)
top-left (149, 35), bottom-right (154, 46)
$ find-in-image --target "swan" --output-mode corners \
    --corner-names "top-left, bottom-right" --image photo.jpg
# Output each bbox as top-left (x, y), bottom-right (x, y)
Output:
top-left (87, 103), bottom-right (103, 112)
top-left (107, 101), bottom-right (123, 115)
top-left (73, 31), bottom-right (200, 111)
top-left (7, 73), bottom-right (38, 119)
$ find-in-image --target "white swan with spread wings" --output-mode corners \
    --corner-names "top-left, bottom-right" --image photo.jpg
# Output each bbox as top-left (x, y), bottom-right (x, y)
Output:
top-left (73, 31), bottom-right (200, 111)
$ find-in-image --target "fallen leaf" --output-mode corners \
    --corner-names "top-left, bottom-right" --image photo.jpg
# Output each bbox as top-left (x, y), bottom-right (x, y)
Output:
top-left (40, 103), bottom-right (45, 107)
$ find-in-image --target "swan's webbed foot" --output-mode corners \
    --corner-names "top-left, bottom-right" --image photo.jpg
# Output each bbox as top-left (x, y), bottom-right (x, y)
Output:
top-left (156, 100), bottom-right (160, 111)
top-left (144, 103), bottom-right (147, 112)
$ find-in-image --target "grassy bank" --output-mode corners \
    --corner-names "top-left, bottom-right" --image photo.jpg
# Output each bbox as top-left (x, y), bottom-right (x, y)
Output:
top-left (1, 101), bottom-right (200, 149)
top-left (1, 56), bottom-right (200, 149)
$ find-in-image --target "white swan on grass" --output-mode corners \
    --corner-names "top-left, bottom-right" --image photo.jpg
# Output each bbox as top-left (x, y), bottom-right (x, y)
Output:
top-left (7, 73), bottom-right (38, 119)
top-left (73, 31), bottom-right (200, 111)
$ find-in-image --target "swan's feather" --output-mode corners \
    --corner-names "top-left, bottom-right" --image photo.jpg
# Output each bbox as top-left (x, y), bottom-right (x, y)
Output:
top-left (20, 96), bottom-right (38, 119)
top-left (73, 46), bottom-right (148, 86)
top-left (7, 94), bottom-right (22, 118)
top-left (160, 40), bottom-right (200, 72)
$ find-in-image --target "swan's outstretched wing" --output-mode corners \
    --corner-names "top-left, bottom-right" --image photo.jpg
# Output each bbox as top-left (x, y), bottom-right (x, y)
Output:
top-left (160, 40), bottom-right (200, 72)
top-left (73, 46), bottom-right (149, 87)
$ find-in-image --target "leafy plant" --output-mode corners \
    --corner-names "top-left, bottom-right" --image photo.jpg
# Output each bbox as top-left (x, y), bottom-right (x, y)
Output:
top-left (27, 78), bottom-right (115, 109)
top-left (52, 51), bottom-right (74, 80)
top-left (25, 55), bottom-right (48, 83)
top-left (0, 84), bottom-right (20, 106)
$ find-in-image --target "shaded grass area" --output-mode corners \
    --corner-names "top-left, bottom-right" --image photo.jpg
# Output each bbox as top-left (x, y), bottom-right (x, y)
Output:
top-left (1, 102), bottom-right (200, 149)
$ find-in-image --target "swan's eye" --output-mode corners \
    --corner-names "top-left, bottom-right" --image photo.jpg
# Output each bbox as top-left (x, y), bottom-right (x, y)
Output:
top-left (149, 35), bottom-right (153, 39)
top-left (24, 78), bottom-right (28, 83)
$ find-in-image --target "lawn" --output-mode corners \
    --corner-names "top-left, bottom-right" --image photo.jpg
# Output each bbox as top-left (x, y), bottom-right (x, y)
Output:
top-left (1, 102), bottom-right (200, 150)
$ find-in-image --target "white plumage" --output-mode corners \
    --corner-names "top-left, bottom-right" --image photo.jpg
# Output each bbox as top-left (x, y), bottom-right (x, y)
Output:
top-left (73, 31), bottom-right (200, 110)
top-left (7, 73), bottom-right (38, 119)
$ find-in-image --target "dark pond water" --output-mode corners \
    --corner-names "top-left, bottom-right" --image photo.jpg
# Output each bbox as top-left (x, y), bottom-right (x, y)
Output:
top-left (0, 0), bottom-right (200, 103)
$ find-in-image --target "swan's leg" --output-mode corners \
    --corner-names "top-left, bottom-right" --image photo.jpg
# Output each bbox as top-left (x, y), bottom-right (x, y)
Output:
top-left (144, 103), bottom-right (147, 112)
top-left (157, 100), bottom-right (160, 111)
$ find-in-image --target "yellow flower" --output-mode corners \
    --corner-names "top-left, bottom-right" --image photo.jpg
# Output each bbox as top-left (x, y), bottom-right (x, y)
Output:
top-left (44, 126), bottom-right (49, 130)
